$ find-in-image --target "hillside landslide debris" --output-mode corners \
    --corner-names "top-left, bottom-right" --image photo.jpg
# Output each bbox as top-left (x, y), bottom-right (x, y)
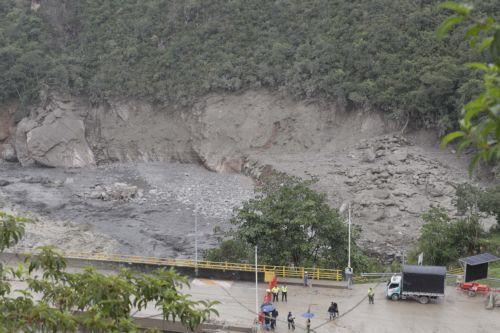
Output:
top-left (0, 91), bottom-right (493, 261)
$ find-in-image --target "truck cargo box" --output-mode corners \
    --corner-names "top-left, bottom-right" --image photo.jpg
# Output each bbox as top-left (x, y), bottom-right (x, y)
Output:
top-left (402, 265), bottom-right (446, 295)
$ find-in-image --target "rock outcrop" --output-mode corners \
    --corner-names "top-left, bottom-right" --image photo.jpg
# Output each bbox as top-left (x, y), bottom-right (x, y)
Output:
top-left (14, 95), bottom-right (95, 168)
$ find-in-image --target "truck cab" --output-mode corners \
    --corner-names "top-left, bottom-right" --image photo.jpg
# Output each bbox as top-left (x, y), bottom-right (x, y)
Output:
top-left (386, 274), bottom-right (402, 300)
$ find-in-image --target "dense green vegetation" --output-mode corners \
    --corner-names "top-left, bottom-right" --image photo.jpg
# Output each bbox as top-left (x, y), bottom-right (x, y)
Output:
top-left (0, 0), bottom-right (498, 130)
top-left (454, 183), bottom-right (500, 226)
top-left (414, 206), bottom-right (484, 266)
top-left (414, 183), bottom-right (500, 267)
top-left (205, 175), bottom-right (368, 271)
top-left (0, 211), bottom-right (218, 332)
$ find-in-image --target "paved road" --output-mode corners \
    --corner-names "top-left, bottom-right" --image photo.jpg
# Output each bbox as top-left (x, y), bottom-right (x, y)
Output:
top-left (7, 269), bottom-right (499, 333)
top-left (136, 279), bottom-right (500, 333)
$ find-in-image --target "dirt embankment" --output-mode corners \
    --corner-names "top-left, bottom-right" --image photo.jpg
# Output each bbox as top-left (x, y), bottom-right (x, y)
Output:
top-left (0, 91), bottom-right (493, 261)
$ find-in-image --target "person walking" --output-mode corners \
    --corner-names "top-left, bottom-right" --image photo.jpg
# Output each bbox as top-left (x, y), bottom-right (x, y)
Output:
top-left (287, 311), bottom-right (295, 330)
top-left (264, 312), bottom-right (270, 331)
top-left (281, 284), bottom-right (288, 302)
top-left (272, 286), bottom-right (280, 302)
top-left (303, 271), bottom-right (309, 287)
top-left (333, 302), bottom-right (339, 317)
top-left (368, 287), bottom-right (375, 304)
top-left (306, 318), bottom-right (311, 333)
top-left (270, 309), bottom-right (278, 330)
top-left (328, 302), bottom-right (335, 320)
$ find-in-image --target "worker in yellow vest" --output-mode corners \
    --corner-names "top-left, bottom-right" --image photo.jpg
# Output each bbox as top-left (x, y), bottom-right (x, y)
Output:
top-left (272, 286), bottom-right (280, 302)
top-left (368, 287), bottom-right (375, 304)
top-left (281, 285), bottom-right (288, 302)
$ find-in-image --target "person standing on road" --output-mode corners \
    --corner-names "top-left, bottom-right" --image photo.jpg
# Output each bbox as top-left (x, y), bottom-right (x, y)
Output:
top-left (333, 302), bottom-right (339, 317)
top-left (328, 302), bottom-right (335, 320)
top-left (272, 286), bottom-right (280, 302)
top-left (287, 311), bottom-right (295, 330)
top-left (304, 271), bottom-right (309, 287)
top-left (281, 284), bottom-right (288, 302)
top-left (264, 312), bottom-right (270, 331)
top-left (271, 309), bottom-right (278, 330)
top-left (368, 287), bottom-right (375, 304)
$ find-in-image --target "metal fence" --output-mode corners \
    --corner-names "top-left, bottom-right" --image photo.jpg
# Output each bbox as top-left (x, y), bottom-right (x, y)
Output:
top-left (61, 252), bottom-right (344, 281)
top-left (20, 251), bottom-right (467, 283)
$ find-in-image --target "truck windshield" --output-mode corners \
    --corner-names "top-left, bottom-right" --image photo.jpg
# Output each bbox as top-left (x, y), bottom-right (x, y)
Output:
top-left (389, 283), bottom-right (399, 289)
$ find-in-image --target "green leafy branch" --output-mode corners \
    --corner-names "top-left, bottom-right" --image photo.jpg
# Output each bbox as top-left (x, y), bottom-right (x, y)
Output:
top-left (438, 1), bottom-right (500, 173)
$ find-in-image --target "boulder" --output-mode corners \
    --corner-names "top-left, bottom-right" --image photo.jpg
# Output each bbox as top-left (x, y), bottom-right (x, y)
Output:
top-left (88, 183), bottom-right (138, 201)
top-left (1, 144), bottom-right (17, 162)
top-left (361, 148), bottom-right (376, 163)
top-left (15, 110), bottom-right (95, 168)
top-left (107, 183), bottom-right (138, 200)
top-left (373, 190), bottom-right (390, 200)
top-left (389, 148), bottom-right (408, 163)
top-left (27, 113), bottom-right (95, 168)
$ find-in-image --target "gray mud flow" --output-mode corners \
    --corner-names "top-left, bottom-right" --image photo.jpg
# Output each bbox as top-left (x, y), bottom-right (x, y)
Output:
top-left (0, 162), bottom-right (254, 258)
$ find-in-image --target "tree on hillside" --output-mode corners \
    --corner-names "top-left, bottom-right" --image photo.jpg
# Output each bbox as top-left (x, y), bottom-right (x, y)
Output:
top-left (0, 211), bottom-right (218, 332)
top-left (438, 1), bottom-right (500, 172)
top-left (206, 175), bottom-right (367, 271)
top-left (416, 207), bottom-right (484, 266)
top-left (454, 183), bottom-right (500, 227)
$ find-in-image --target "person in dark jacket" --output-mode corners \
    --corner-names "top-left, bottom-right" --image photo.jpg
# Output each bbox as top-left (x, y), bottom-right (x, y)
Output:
top-left (333, 302), bottom-right (339, 318)
top-left (270, 309), bottom-right (278, 330)
top-left (328, 302), bottom-right (335, 320)
top-left (287, 311), bottom-right (295, 330)
top-left (264, 312), bottom-right (270, 331)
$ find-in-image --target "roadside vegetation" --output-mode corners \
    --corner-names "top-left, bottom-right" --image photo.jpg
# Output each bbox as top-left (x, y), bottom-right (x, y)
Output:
top-left (0, 211), bottom-right (218, 332)
top-left (1, 0), bottom-right (498, 133)
top-left (413, 183), bottom-right (500, 269)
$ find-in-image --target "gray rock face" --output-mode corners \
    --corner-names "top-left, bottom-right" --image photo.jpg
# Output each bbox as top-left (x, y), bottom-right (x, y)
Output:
top-left (14, 95), bottom-right (95, 168)
top-left (27, 114), bottom-right (94, 168)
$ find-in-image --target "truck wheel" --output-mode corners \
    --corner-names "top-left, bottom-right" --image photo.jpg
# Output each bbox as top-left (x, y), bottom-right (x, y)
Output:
top-left (419, 296), bottom-right (429, 304)
top-left (391, 294), bottom-right (399, 301)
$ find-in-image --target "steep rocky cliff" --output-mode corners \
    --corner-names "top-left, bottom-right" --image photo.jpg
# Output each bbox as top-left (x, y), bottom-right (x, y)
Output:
top-left (1, 91), bottom-right (488, 260)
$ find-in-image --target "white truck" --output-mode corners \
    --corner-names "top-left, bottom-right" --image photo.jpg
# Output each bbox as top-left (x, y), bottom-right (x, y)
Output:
top-left (386, 265), bottom-right (446, 304)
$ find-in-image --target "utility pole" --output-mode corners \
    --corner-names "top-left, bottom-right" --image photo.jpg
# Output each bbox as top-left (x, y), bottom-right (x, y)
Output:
top-left (345, 203), bottom-right (353, 289)
top-left (348, 203), bottom-right (351, 269)
top-left (194, 208), bottom-right (198, 277)
top-left (255, 246), bottom-right (259, 320)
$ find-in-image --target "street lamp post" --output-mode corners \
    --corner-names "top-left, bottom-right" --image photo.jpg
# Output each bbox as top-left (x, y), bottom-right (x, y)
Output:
top-left (342, 203), bottom-right (353, 289)
top-left (194, 208), bottom-right (198, 277)
top-left (348, 203), bottom-right (351, 269)
top-left (255, 246), bottom-right (258, 320)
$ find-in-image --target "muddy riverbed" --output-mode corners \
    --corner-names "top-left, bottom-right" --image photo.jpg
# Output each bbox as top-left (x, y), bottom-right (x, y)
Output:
top-left (0, 162), bottom-right (254, 258)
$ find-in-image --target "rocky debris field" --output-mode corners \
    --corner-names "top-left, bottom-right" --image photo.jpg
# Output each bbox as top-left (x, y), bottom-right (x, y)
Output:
top-left (0, 162), bottom-right (254, 258)
top-left (253, 133), bottom-right (494, 261)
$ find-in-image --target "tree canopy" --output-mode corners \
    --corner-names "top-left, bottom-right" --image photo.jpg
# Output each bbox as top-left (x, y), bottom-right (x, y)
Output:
top-left (206, 175), bottom-right (368, 271)
top-left (415, 206), bottom-right (484, 266)
top-left (1, 0), bottom-right (499, 131)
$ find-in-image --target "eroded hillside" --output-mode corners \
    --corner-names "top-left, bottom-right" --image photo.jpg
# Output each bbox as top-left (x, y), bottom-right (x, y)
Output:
top-left (1, 91), bottom-right (491, 260)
